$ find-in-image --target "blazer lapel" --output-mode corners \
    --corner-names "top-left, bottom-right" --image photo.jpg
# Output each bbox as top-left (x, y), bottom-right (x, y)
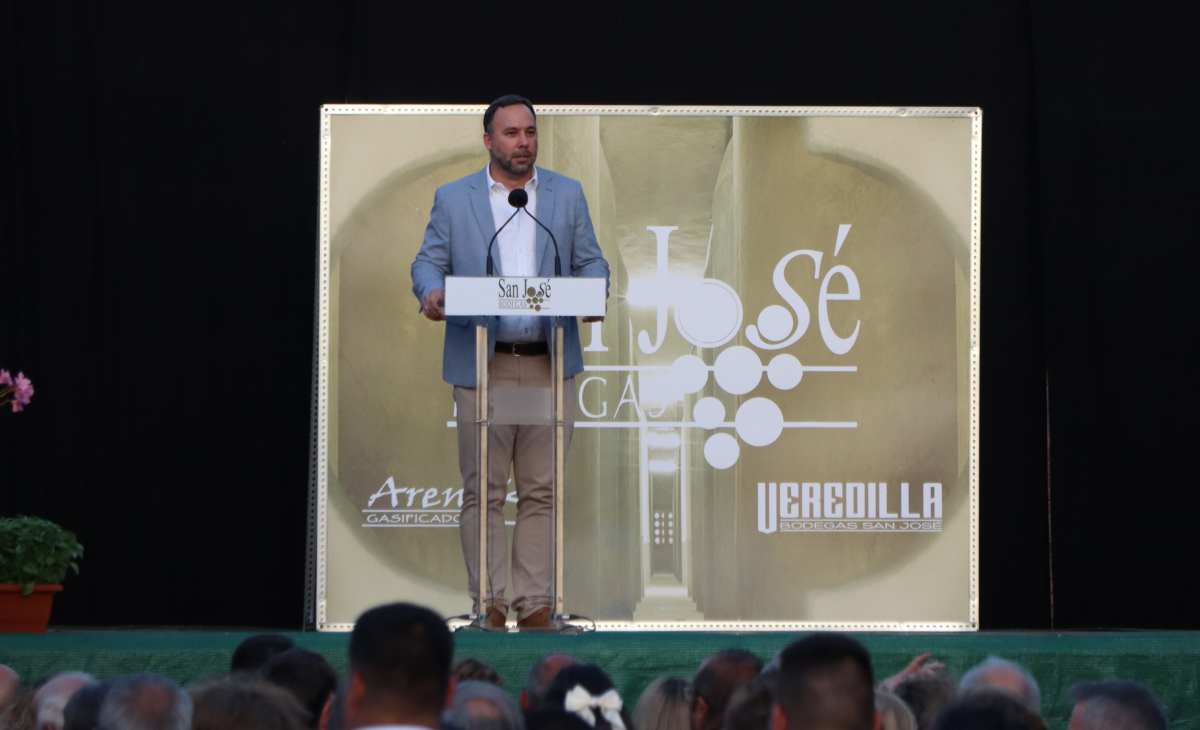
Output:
top-left (468, 170), bottom-right (500, 273)
top-left (534, 168), bottom-right (556, 276)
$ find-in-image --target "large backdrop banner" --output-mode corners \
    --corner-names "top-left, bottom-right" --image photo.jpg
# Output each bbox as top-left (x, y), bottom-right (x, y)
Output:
top-left (315, 106), bottom-right (981, 630)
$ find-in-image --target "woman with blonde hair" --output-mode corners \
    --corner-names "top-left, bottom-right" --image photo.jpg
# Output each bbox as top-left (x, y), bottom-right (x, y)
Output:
top-left (633, 678), bottom-right (691, 730)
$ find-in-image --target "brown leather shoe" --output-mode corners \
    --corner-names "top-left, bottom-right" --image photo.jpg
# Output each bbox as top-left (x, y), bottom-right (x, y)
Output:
top-left (517, 607), bottom-right (554, 630)
top-left (483, 606), bottom-right (507, 630)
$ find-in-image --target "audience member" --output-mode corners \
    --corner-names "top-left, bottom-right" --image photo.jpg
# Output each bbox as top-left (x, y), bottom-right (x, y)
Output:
top-left (453, 659), bottom-right (504, 688)
top-left (633, 677), bottom-right (689, 730)
top-left (97, 674), bottom-right (191, 730)
top-left (62, 682), bottom-right (110, 730)
top-left (521, 656), bottom-right (579, 713)
top-left (544, 664), bottom-right (628, 730)
top-left (875, 691), bottom-right (917, 730)
top-left (723, 673), bottom-right (775, 730)
top-left (879, 654), bottom-right (946, 694)
top-left (895, 674), bottom-right (957, 730)
top-left (230, 634), bottom-right (296, 674)
top-left (959, 658), bottom-right (1041, 716)
top-left (34, 673), bottom-right (96, 730)
top-left (190, 677), bottom-right (307, 730)
top-left (932, 691), bottom-right (1045, 730)
top-left (1, 667), bottom-right (20, 711)
top-left (261, 648), bottom-right (338, 728)
top-left (1, 686), bottom-right (37, 730)
top-left (772, 633), bottom-right (877, 730)
top-left (1068, 680), bottom-right (1167, 730)
top-left (445, 680), bottom-right (524, 730)
top-left (690, 650), bottom-right (762, 730)
top-left (318, 683), bottom-right (345, 730)
top-left (344, 602), bottom-right (453, 730)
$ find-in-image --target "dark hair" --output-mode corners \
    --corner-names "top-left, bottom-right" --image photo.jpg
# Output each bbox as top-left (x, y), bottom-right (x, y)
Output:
top-left (190, 677), bottom-right (308, 730)
top-left (231, 634), bottom-right (296, 673)
top-left (932, 691), bottom-right (1046, 730)
top-left (525, 656), bottom-right (579, 712)
top-left (349, 602), bottom-right (453, 712)
top-left (483, 95), bottom-right (536, 134)
top-left (543, 664), bottom-right (626, 730)
top-left (775, 633), bottom-right (875, 730)
top-left (260, 648), bottom-right (338, 728)
top-left (894, 674), bottom-right (957, 730)
top-left (63, 681), bottom-right (111, 730)
top-left (692, 649), bottom-right (763, 730)
top-left (723, 674), bottom-right (775, 730)
top-left (1070, 680), bottom-right (1167, 730)
top-left (453, 658), bottom-right (504, 687)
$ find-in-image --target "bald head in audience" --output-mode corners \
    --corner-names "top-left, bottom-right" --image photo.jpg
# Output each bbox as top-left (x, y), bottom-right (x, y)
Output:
top-left (98, 674), bottom-right (192, 730)
top-left (1068, 680), bottom-right (1167, 730)
top-left (1, 665), bottom-right (20, 710)
top-left (959, 657), bottom-right (1041, 715)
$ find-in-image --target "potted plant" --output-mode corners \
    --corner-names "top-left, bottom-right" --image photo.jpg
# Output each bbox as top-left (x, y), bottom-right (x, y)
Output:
top-left (0, 516), bottom-right (84, 632)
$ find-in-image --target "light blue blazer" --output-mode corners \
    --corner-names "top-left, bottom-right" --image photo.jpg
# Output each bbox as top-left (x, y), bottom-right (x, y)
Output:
top-left (411, 167), bottom-right (610, 387)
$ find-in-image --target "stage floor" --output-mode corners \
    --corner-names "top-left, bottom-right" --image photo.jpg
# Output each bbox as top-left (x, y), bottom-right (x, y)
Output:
top-left (2, 630), bottom-right (1197, 729)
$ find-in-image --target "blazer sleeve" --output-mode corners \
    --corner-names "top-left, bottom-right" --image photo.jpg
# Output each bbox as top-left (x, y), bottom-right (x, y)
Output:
top-left (570, 182), bottom-right (611, 294)
top-left (411, 186), bottom-right (451, 303)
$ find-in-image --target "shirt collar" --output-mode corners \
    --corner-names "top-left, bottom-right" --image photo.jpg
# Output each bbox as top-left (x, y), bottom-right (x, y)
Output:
top-left (485, 164), bottom-right (537, 194)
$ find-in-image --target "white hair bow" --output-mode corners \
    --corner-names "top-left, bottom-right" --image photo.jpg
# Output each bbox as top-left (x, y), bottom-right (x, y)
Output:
top-left (563, 685), bottom-right (625, 730)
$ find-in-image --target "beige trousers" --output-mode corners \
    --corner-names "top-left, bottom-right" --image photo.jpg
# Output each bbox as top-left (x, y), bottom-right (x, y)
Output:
top-left (453, 352), bottom-right (574, 619)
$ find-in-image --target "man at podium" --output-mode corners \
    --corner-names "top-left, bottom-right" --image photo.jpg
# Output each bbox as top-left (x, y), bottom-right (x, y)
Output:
top-left (411, 95), bottom-right (609, 629)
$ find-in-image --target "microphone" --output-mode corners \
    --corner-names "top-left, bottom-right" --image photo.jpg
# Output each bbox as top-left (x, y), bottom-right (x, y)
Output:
top-left (484, 188), bottom-right (527, 277)
top-left (507, 188), bottom-right (562, 276)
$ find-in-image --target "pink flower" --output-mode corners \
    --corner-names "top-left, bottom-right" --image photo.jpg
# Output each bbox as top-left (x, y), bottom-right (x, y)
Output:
top-left (0, 369), bottom-right (11, 386)
top-left (12, 372), bottom-right (34, 408)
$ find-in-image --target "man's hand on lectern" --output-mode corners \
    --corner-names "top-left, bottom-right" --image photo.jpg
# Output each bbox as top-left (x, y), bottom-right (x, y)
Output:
top-left (421, 288), bottom-right (445, 321)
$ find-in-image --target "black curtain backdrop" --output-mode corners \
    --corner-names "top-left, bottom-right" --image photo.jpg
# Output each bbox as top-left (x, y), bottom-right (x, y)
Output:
top-left (1, 3), bottom-right (1194, 629)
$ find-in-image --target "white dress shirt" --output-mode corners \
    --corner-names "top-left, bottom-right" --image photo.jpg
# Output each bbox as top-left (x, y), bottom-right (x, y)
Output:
top-left (487, 164), bottom-right (543, 343)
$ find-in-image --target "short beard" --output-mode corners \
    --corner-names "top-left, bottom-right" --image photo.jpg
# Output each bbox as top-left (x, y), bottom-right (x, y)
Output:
top-left (492, 150), bottom-right (534, 178)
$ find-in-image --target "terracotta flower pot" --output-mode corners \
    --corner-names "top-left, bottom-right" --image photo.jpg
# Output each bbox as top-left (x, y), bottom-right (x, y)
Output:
top-left (0, 583), bottom-right (63, 633)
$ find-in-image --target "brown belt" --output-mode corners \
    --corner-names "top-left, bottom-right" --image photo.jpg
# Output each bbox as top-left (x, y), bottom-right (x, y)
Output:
top-left (495, 341), bottom-right (548, 356)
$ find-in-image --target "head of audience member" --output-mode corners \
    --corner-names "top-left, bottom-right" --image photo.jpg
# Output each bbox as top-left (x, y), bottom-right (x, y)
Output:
top-left (932, 691), bottom-right (1046, 730)
top-left (959, 657), bottom-right (1041, 716)
top-left (894, 674), bottom-right (957, 730)
top-left (544, 664), bottom-right (628, 730)
top-left (520, 655), bottom-right (579, 712)
top-left (444, 680), bottom-right (524, 730)
top-left (345, 602), bottom-right (453, 730)
top-left (230, 634), bottom-right (296, 674)
top-left (34, 672), bottom-right (96, 730)
top-left (97, 674), bottom-right (191, 730)
top-left (772, 633), bottom-right (878, 730)
top-left (634, 677), bottom-right (690, 730)
top-left (875, 691), bottom-right (917, 730)
top-left (524, 709), bottom-right (592, 730)
top-left (453, 659), bottom-right (504, 688)
top-left (690, 649), bottom-right (762, 730)
top-left (63, 682), bottom-right (111, 730)
top-left (1, 685), bottom-right (37, 730)
top-left (261, 648), bottom-right (338, 728)
top-left (1, 665), bottom-right (20, 710)
top-left (723, 672), bottom-right (776, 730)
top-left (1068, 680), bottom-right (1167, 730)
top-left (190, 677), bottom-right (307, 730)
top-left (318, 682), bottom-right (345, 730)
